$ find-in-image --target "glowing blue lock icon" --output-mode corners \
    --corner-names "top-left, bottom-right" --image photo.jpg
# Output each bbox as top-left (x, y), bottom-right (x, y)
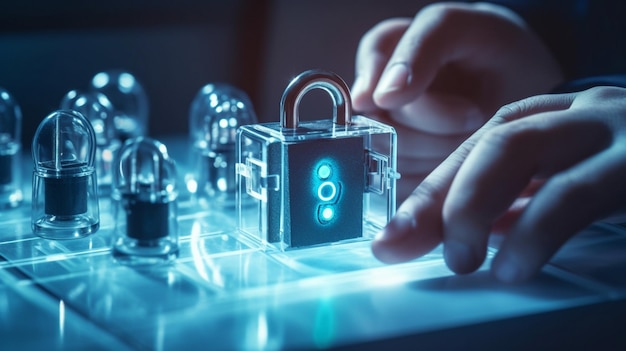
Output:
top-left (236, 70), bottom-right (399, 250)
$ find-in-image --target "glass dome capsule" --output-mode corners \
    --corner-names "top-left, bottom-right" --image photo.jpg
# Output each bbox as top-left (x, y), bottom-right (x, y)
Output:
top-left (0, 87), bottom-right (24, 208)
top-left (187, 83), bottom-right (257, 207)
top-left (90, 70), bottom-right (148, 141)
top-left (112, 137), bottom-right (178, 264)
top-left (31, 110), bottom-right (100, 239)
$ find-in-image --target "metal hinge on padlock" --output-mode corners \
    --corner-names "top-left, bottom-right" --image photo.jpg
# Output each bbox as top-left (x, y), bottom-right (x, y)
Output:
top-left (236, 69), bottom-right (400, 250)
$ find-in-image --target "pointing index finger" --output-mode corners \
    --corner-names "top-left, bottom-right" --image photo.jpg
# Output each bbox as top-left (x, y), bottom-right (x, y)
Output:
top-left (372, 93), bottom-right (576, 265)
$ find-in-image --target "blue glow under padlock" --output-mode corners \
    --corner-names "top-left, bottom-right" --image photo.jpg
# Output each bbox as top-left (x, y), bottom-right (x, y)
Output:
top-left (236, 69), bottom-right (400, 250)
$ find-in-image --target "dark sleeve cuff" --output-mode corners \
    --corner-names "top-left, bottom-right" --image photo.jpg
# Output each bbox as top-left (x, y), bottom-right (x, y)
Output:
top-left (552, 75), bottom-right (626, 93)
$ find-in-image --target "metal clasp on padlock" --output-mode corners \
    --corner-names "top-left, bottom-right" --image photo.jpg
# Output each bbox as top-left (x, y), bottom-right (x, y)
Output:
top-left (280, 69), bottom-right (352, 129)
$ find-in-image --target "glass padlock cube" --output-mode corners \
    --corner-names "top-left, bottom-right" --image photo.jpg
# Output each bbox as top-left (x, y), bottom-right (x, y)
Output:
top-left (236, 69), bottom-right (400, 250)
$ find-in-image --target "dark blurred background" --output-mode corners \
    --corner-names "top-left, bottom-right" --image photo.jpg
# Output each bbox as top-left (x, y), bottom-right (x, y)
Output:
top-left (0, 0), bottom-right (428, 149)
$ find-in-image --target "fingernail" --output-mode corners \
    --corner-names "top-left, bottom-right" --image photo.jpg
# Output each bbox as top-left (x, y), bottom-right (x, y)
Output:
top-left (376, 63), bottom-right (411, 94)
top-left (375, 211), bottom-right (415, 241)
top-left (444, 240), bottom-right (477, 274)
top-left (493, 257), bottom-right (524, 283)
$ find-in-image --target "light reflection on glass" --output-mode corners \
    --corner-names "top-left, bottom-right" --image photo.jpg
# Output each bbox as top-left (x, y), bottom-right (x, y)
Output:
top-left (58, 300), bottom-right (66, 341)
top-left (243, 310), bottom-right (278, 351)
top-left (118, 73), bottom-right (135, 92)
top-left (155, 314), bottom-right (166, 351)
top-left (238, 308), bottom-right (285, 350)
top-left (313, 297), bottom-right (336, 349)
top-left (256, 312), bottom-right (269, 349)
top-left (67, 283), bottom-right (87, 300)
top-left (0, 288), bottom-right (8, 326)
top-left (188, 83), bottom-right (257, 207)
top-left (90, 70), bottom-right (148, 141)
top-left (186, 177), bottom-right (198, 194)
top-left (190, 220), bottom-right (225, 288)
top-left (92, 72), bottom-right (109, 89)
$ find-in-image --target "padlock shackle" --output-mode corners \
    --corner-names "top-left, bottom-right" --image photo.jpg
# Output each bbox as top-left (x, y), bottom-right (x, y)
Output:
top-left (280, 70), bottom-right (352, 129)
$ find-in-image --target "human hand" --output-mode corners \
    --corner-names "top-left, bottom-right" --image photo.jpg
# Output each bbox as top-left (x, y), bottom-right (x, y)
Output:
top-left (351, 2), bottom-right (563, 199)
top-left (373, 86), bottom-right (626, 283)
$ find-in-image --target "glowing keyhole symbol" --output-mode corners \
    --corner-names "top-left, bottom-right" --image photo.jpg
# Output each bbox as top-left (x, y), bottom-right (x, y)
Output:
top-left (316, 163), bottom-right (337, 223)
